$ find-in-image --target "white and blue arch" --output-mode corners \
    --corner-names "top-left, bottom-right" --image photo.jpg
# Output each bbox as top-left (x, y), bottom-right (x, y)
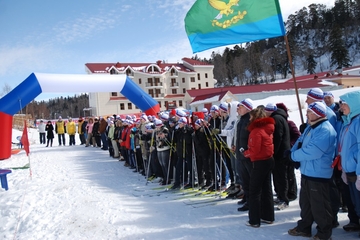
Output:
top-left (0, 72), bottom-right (160, 160)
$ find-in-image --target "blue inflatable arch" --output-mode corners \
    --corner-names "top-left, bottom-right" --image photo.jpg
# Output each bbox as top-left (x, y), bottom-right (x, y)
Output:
top-left (0, 73), bottom-right (160, 160)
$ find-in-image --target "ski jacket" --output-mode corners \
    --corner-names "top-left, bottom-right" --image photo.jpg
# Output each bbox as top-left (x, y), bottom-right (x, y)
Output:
top-left (86, 122), bottom-right (94, 134)
top-left (233, 112), bottom-right (251, 160)
top-left (38, 122), bottom-right (46, 133)
top-left (108, 125), bottom-right (115, 140)
top-left (55, 120), bottom-right (66, 134)
top-left (175, 125), bottom-right (193, 157)
top-left (270, 108), bottom-right (290, 161)
top-left (66, 121), bottom-right (76, 135)
top-left (291, 119), bottom-right (337, 179)
top-left (219, 101), bottom-right (239, 148)
top-left (78, 120), bottom-right (84, 134)
top-left (45, 123), bottom-right (54, 139)
top-left (339, 91), bottom-right (360, 174)
top-left (244, 117), bottom-right (275, 162)
top-left (288, 120), bottom-right (301, 147)
top-left (193, 126), bottom-right (211, 156)
top-left (99, 119), bottom-right (108, 134)
top-left (92, 122), bottom-right (100, 136)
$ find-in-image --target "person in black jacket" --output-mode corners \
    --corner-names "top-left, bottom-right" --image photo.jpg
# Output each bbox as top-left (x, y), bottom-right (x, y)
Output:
top-left (92, 117), bottom-right (101, 147)
top-left (193, 119), bottom-right (211, 187)
top-left (170, 117), bottom-right (194, 190)
top-left (265, 103), bottom-right (291, 210)
top-left (232, 98), bottom-right (254, 211)
top-left (45, 121), bottom-right (54, 147)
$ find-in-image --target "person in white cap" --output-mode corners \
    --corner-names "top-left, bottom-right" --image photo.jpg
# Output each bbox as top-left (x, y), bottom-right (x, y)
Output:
top-left (218, 102), bottom-right (236, 194)
top-left (233, 98), bottom-right (254, 211)
top-left (324, 91), bottom-right (340, 113)
top-left (170, 117), bottom-right (194, 190)
top-left (37, 119), bottom-right (46, 144)
top-left (55, 116), bottom-right (66, 146)
top-left (206, 105), bottom-right (224, 191)
top-left (66, 117), bottom-right (76, 146)
top-left (287, 101), bottom-right (336, 240)
top-left (301, 88), bottom-right (337, 132)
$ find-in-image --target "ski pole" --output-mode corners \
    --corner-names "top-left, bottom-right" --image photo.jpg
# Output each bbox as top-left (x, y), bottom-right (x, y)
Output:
top-left (145, 130), bottom-right (155, 185)
top-left (166, 129), bottom-right (175, 188)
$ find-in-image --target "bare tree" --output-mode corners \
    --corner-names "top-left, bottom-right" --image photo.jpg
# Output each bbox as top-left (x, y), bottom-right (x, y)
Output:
top-left (0, 83), bottom-right (12, 98)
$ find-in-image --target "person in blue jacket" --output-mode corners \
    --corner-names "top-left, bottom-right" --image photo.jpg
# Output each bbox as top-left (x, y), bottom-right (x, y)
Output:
top-left (339, 90), bottom-right (360, 238)
top-left (288, 102), bottom-right (337, 240)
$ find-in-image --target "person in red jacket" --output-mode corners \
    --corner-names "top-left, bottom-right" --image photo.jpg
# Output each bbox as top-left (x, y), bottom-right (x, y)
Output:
top-left (243, 107), bottom-right (275, 228)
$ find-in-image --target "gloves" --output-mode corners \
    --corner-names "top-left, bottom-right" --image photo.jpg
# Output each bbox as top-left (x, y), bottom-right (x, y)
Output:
top-left (283, 149), bottom-right (291, 158)
top-left (299, 123), bottom-right (307, 134)
top-left (356, 176), bottom-right (360, 191)
top-left (293, 161), bottom-right (300, 170)
top-left (212, 128), bottom-right (220, 134)
top-left (239, 147), bottom-right (244, 153)
top-left (341, 171), bottom-right (348, 185)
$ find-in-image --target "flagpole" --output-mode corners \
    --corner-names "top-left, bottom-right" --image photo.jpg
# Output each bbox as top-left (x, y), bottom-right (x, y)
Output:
top-left (284, 34), bottom-right (304, 124)
top-left (28, 155), bottom-right (32, 180)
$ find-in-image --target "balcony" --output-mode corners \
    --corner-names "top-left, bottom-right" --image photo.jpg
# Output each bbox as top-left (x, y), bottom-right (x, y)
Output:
top-left (153, 93), bottom-right (165, 98)
top-left (145, 82), bottom-right (163, 88)
top-left (170, 72), bottom-right (178, 77)
top-left (169, 82), bottom-right (179, 88)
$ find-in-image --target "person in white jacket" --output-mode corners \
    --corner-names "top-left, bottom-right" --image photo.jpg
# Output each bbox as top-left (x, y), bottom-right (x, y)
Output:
top-left (38, 119), bottom-right (46, 144)
top-left (219, 101), bottom-right (240, 195)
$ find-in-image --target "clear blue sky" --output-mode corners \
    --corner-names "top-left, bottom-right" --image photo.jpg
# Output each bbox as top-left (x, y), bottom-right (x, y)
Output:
top-left (0, 0), bottom-right (334, 101)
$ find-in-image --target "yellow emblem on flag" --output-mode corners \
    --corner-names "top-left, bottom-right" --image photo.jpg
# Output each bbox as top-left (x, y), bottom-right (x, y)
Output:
top-left (208, 0), bottom-right (247, 28)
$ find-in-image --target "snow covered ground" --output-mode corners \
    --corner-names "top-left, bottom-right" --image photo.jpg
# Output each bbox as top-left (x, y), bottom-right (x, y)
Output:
top-left (1, 87), bottom-right (360, 240)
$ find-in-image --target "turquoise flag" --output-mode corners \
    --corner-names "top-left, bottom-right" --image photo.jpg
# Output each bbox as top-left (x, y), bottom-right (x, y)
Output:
top-left (185, 0), bottom-right (286, 53)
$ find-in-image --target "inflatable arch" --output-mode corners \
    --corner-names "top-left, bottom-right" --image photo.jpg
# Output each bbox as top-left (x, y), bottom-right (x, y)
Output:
top-left (0, 73), bottom-right (160, 160)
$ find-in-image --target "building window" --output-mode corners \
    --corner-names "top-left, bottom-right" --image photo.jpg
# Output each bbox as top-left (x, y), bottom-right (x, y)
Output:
top-left (205, 73), bottom-right (208, 78)
top-left (148, 78), bottom-right (153, 86)
top-left (135, 105), bottom-right (139, 109)
top-left (182, 78), bottom-right (185, 83)
top-left (179, 100), bottom-right (183, 107)
top-left (191, 88), bottom-right (195, 90)
top-left (206, 82), bottom-right (209, 87)
top-left (190, 77), bottom-right (195, 82)
top-left (172, 89), bottom-right (177, 94)
top-left (197, 73), bottom-right (200, 80)
top-left (111, 92), bottom-right (117, 97)
top-left (198, 84), bottom-right (201, 89)
top-left (155, 89), bottom-right (161, 98)
top-left (148, 89), bottom-right (154, 97)
top-left (183, 88), bottom-right (186, 93)
top-left (120, 103), bottom-right (124, 110)
top-left (139, 78), bottom-right (142, 84)
top-left (158, 101), bottom-right (162, 107)
top-left (128, 103), bottom-right (132, 110)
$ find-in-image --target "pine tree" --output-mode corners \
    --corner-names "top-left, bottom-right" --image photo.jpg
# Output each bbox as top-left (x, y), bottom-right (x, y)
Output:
top-left (306, 54), bottom-right (317, 74)
top-left (329, 24), bottom-right (351, 68)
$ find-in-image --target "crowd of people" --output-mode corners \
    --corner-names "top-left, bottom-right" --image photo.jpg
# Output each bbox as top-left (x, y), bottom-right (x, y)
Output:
top-left (38, 88), bottom-right (360, 240)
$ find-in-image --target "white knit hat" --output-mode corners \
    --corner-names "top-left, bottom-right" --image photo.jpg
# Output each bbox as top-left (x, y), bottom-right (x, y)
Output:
top-left (307, 88), bottom-right (324, 100)
top-left (265, 103), bottom-right (277, 112)
top-left (237, 98), bottom-right (254, 111)
top-left (308, 102), bottom-right (326, 118)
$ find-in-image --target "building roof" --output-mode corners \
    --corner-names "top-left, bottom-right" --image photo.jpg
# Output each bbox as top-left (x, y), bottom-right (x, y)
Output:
top-left (181, 57), bottom-right (213, 66)
top-left (85, 58), bottom-right (213, 75)
top-left (187, 79), bottom-right (328, 98)
top-left (191, 91), bottom-right (228, 103)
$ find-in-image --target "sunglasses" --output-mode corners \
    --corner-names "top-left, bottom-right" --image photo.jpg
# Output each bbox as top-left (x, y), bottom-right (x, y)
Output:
top-left (339, 100), bottom-right (346, 105)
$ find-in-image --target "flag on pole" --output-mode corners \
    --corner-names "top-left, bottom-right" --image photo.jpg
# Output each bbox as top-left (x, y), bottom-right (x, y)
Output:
top-left (185, 0), bottom-right (286, 53)
top-left (21, 120), bottom-right (30, 156)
